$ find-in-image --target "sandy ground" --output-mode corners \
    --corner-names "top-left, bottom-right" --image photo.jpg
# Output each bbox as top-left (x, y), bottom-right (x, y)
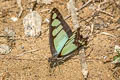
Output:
top-left (0, 0), bottom-right (120, 80)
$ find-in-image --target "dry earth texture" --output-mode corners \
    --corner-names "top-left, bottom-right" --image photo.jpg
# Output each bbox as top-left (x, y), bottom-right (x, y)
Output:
top-left (0, 0), bottom-right (120, 80)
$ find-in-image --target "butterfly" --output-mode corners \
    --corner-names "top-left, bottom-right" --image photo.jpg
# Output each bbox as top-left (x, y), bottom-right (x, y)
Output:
top-left (48, 8), bottom-right (87, 68)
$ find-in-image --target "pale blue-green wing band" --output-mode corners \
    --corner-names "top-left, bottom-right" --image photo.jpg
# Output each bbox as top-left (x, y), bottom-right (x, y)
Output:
top-left (54, 30), bottom-right (68, 54)
top-left (65, 33), bottom-right (76, 45)
top-left (61, 33), bottom-right (78, 56)
top-left (52, 25), bottom-right (63, 36)
top-left (52, 19), bottom-right (61, 27)
top-left (52, 13), bottom-right (57, 19)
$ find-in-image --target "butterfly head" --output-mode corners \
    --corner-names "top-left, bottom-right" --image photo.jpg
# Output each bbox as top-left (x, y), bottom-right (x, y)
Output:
top-left (48, 56), bottom-right (58, 68)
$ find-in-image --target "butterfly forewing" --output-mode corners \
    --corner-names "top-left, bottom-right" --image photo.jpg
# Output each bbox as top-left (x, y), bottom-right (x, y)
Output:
top-left (49, 8), bottom-right (72, 56)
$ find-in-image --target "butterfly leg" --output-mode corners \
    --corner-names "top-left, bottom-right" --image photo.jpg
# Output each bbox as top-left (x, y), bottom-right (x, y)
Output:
top-left (57, 61), bottom-right (63, 75)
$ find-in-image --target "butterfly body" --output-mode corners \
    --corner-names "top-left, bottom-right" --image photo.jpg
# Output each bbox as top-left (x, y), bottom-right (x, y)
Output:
top-left (49, 8), bottom-right (86, 68)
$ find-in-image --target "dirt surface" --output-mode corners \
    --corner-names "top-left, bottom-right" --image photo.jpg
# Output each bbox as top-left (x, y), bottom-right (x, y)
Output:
top-left (0, 0), bottom-right (120, 80)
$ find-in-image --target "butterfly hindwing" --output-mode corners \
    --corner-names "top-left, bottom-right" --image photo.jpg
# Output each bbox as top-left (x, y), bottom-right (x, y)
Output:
top-left (49, 8), bottom-right (73, 56)
top-left (60, 32), bottom-right (78, 56)
top-left (60, 28), bottom-right (84, 56)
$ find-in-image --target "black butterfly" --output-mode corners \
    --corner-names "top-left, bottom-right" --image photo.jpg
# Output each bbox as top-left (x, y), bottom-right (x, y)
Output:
top-left (48, 8), bottom-right (87, 68)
